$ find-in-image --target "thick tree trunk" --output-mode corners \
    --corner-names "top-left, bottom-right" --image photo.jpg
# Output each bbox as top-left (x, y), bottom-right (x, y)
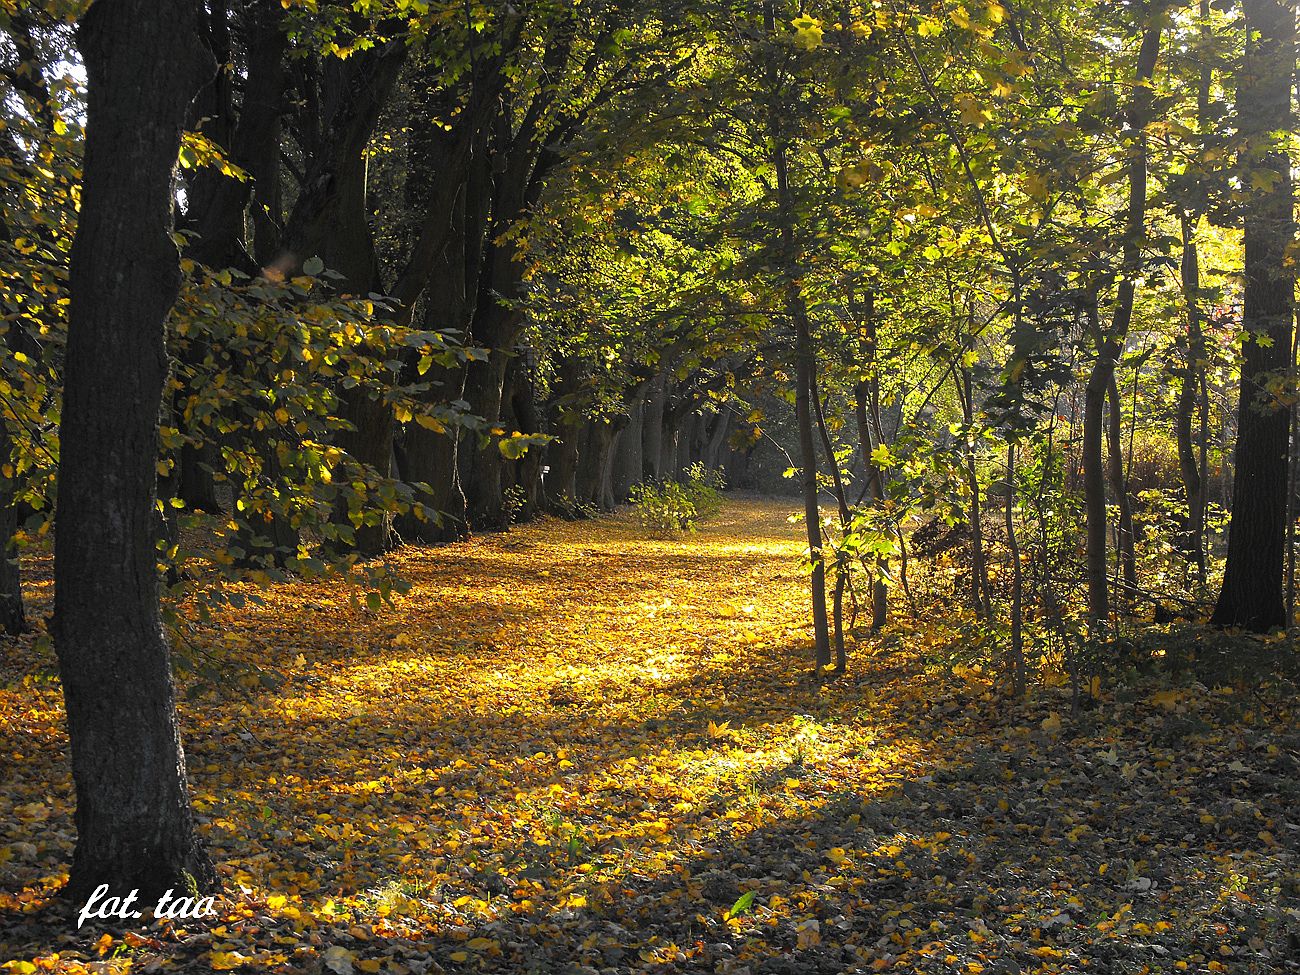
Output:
top-left (1212, 0), bottom-right (1296, 630)
top-left (505, 351), bottom-right (545, 521)
top-left (461, 273), bottom-right (522, 531)
top-left (544, 355), bottom-right (583, 512)
top-left (612, 398), bottom-right (644, 501)
top-left (575, 420), bottom-right (603, 506)
top-left (659, 420), bottom-right (680, 482)
top-left (598, 426), bottom-right (619, 511)
top-left (178, 0), bottom-right (286, 514)
top-left (642, 375), bottom-right (666, 480)
top-left (54, 0), bottom-right (215, 902)
top-left (703, 412), bottom-right (731, 472)
top-left (286, 39), bottom-right (406, 557)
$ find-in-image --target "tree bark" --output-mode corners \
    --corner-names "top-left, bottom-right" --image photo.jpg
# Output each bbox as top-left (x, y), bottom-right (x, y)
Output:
top-left (851, 298), bottom-right (889, 631)
top-left (54, 0), bottom-right (216, 901)
top-left (958, 363), bottom-right (991, 620)
top-left (0, 419), bottom-right (25, 637)
top-left (766, 0), bottom-right (829, 667)
top-left (286, 38), bottom-right (407, 557)
top-left (1081, 19), bottom-right (1161, 633)
top-left (1177, 214), bottom-right (1207, 586)
top-left (642, 375), bottom-right (666, 480)
top-left (612, 398), bottom-right (644, 501)
top-left (1106, 372), bottom-right (1138, 604)
top-left (1212, 0), bottom-right (1296, 630)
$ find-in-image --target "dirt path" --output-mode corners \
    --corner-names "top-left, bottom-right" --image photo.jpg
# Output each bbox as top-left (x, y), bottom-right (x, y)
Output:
top-left (1, 500), bottom-right (1296, 973)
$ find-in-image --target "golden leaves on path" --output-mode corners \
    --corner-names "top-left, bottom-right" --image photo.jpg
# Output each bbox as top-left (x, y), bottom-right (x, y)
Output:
top-left (1, 500), bottom-right (1297, 973)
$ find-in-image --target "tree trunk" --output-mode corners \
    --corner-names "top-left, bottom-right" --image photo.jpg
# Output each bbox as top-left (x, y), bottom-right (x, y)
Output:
top-left (612, 398), bottom-right (644, 501)
top-left (766, 0), bottom-right (830, 667)
top-left (1081, 20), bottom-right (1161, 634)
top-left (54, 0), bottom-right (215, 901)
top-left (958, 363), bottom-right (990, 620)
top-left (659, 421), bottom-right (680, 482)
top-left (851, 299), bottom-right (889, 631)
top-left (643, 375), bottom-right (666, 480)
top-left (0, 420), bottom-right (25, 637)
top-left (1177, 214), bottom-right (1207, 586)
top-left (1212, 0), bottom-right (1296, 630)
top-left (596, 422), bottom-right (620, 510)
top-left (544, 355), bottom-right (583, 512)
top-left (575, 420), bottom-right (605, 506)
top-left (1005, 443), bottom-right (1026, 697)
top-left (1106, 372), bottom-right (1138, 605)
top-left (286, 39), bottom-right (406, 557)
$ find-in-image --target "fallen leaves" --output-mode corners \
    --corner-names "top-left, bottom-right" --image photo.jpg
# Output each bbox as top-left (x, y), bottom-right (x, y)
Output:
top-left (0, 500), bottom-right (1297, 973)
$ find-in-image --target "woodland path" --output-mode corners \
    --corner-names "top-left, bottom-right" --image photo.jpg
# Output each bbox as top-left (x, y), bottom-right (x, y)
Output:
top-left (1, 499), bottom-right (1296, 973)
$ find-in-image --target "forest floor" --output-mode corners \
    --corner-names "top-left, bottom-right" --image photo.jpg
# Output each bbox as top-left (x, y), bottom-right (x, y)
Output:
top-left (0, 498), bottom-right (1297, 974)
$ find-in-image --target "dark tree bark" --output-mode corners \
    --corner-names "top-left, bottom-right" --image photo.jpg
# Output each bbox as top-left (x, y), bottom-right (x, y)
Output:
top-left (286, 37), bottom-right (407, 557)
top-left (1212, 0), bottom-right (1296, 630)
top-left (1177, 214), bottom-right (1208, 586)
top-left (850, 297), bottom-right (889, 631)
top-left (54, 0), bottom-right (216, 902)
top-left (504, 350), bottom-right (545, 519)
top-left (0, 419), bottom-right (25, 637)
top-left (642, 375), bottom-right (666, 480)
top-left (702, 411), bottom-right (731, 472)
top-left (612, 398), bottom-right (644, 501)
top-left (544, 355), bottom-right (583, 512)
top-left (177, 0), bottom-right (287, 514)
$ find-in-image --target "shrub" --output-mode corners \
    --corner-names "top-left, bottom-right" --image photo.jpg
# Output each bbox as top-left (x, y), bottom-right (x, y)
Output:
top-left (631, 465), bottom-right (726, 534)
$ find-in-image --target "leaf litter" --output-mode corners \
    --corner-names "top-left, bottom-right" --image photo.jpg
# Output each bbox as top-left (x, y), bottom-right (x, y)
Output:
top-left (0, 500), bottom-right (1296, 973)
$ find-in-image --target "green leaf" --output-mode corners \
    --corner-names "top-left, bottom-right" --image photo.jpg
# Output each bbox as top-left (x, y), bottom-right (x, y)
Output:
top-left (728, 890), bottom-right (756, 918)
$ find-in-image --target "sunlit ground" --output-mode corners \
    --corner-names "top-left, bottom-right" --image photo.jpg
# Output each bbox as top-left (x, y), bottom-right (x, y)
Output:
top-left (0, 499), bottom-right (1295, 973)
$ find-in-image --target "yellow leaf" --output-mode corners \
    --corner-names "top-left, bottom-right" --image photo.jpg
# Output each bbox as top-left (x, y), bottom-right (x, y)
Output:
top-left (1041, 711), bottom-right (1063, 736)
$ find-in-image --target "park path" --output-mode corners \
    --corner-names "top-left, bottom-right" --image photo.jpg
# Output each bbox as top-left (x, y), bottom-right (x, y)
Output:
top-left (2, 499), bottom-right (1294, 973)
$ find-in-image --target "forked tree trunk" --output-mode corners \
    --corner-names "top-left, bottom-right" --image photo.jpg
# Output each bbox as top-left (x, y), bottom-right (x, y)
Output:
top-left (54, 0), bottom-right (216, 901)
top-left (1212, 0), bottom-right (1296, 630)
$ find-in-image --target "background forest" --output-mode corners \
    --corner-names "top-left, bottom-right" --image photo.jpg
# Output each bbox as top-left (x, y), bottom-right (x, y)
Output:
top-left (0, 0), bottom-right (1298, 972)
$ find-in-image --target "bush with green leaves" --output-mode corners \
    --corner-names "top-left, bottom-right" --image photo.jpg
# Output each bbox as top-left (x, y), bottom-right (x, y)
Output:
top-left (631, 464), bottom-right (726, 534)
